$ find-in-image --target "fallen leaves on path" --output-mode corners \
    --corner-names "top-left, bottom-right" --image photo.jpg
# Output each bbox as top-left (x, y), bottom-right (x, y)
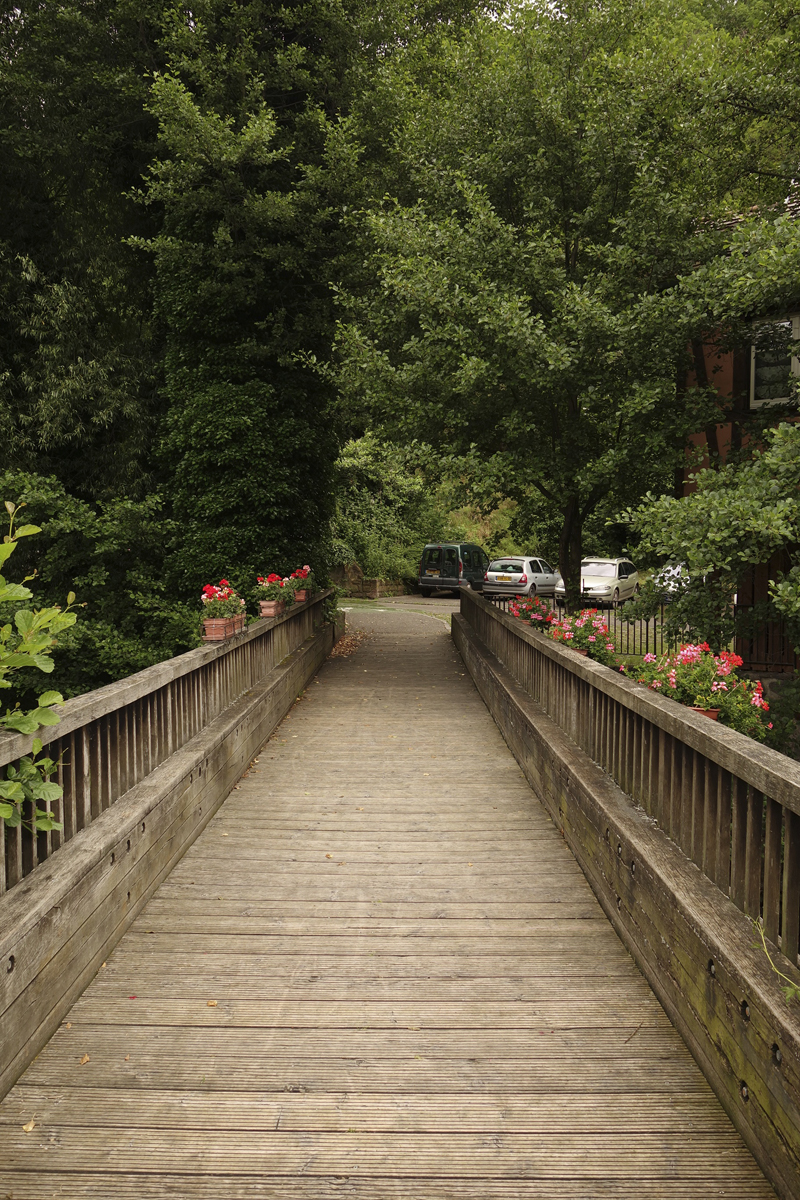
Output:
top-left (329, 630), bottom-right (369, 658)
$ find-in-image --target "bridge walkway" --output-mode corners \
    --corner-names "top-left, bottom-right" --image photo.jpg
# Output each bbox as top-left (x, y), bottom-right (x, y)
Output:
top-left (0, 603), bottom-right (774, 1197)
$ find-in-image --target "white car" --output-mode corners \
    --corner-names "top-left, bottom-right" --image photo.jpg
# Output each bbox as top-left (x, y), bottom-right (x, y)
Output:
top-left (554, 558), bottom-right (639, 606)
top-left (483, 555), bottom-right (560, 598)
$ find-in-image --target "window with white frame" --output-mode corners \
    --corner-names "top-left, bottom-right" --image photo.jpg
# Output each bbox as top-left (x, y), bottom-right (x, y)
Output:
top-left (750, 315), bottom-right (800, 408)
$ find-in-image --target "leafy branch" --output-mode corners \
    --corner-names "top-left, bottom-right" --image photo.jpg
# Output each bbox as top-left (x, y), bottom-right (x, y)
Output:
top-left (0, 501), bottom-right (79, 834)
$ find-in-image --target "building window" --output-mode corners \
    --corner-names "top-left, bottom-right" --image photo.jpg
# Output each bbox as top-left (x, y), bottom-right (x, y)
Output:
top-left (750, 315), bottom-right (800, 408)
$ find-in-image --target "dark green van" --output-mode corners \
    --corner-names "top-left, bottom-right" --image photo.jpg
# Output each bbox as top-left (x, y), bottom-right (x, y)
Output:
top-left (418, 543), bottom-right (489, 596)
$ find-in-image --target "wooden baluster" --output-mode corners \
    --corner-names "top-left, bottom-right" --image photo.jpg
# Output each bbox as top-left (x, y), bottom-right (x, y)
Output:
top-left (61, 730), bottom-right (77, 844)
top-left (78, 728), bottom-right (92, 830)
top-left (714, 768), bottom-right (732, 893)
top-left (666, 734), bottom-right (681, 842)
top-left (6, 816), bottom-right (22, 889)
top-left (689, 750), bottom-right (708, 869)
top-left (109, 711), bottom-right (121, 809)
top-left (702, 759), bottom-right (719, 883)
top-left (678, 743), bottom-right (694, 860)
top-left (730, 776), bottom-right (748, 909)
top-left (87, 722), bottom-right (102, 821)
top-left (639, 717), bottom-right (651, 814)
top-left (604, 693), bottom-right (613, 777)
top-left (763, 798), bottom-right (782, 944)
top-left (744, 787), bottom-right (763, 918)
top-left (781, 809), bottom-right (800, 965)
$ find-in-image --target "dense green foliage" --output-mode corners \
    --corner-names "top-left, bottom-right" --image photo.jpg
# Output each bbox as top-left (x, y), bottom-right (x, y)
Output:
top-left (0, 473), bottom-right (198, 698)
top-left (624, 424), bottom-right (800, 650)
top-left (335, 0), bottom-right (800, 602)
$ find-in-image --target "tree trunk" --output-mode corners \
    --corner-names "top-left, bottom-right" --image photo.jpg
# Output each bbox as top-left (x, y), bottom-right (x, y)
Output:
top-left (558, 497), bottom-right (582, 612)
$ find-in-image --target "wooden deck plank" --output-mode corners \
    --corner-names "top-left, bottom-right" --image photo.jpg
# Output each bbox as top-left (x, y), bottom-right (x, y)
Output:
top-left (20, 1056), bottom-right (706, 1093)
top-left (0, 604), bottom-right (775, 1197)
top-left (0, 1176), bottom-right (776, 1200)
top-left (0, 1087), bottom-right (731, 1131)
top-left (61, 997), bottom-right (673, 1028)
top-left (0, 1129), bottom-right (769, 1177)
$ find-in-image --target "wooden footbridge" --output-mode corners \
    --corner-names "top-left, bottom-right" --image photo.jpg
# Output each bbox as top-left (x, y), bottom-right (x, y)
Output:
top-left (0, 594), bottom-right (798, 1197)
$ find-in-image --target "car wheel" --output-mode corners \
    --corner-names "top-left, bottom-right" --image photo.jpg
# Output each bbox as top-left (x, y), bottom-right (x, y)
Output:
top-left (420, 587), bottom-right (432, 597)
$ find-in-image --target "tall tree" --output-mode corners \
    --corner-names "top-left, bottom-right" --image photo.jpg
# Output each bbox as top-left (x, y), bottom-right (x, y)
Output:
top-left (334, 0), bottom-right (788, 602)
top-left (0, 0), bottom-right (164, 497)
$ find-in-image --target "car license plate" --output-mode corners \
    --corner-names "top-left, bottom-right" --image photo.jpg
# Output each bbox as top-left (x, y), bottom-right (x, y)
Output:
top-left (425, 569), bottom-right (440, 576)
top-left (497, 575), bottom-right (512, 582)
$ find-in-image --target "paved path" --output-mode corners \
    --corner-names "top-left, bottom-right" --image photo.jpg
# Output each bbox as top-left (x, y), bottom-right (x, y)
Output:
top-left (0, 607), bottom-right (774, 1197)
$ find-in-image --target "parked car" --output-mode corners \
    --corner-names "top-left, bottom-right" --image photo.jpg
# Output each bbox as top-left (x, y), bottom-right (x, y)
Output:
top-left (483, 555), bottom-right (560, 599)
top-left (554, 557), bottom-right (639, 606)
top-left (418, 543), bottom-right (489, 596)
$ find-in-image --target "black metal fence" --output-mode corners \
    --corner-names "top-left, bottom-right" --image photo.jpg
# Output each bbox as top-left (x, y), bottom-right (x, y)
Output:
top-left (486, 594), bottom-right (670, 659)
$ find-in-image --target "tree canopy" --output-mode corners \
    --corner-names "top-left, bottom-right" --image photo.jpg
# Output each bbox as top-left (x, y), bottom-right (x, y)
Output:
top-left (334, 0), bottom-right (800, 599)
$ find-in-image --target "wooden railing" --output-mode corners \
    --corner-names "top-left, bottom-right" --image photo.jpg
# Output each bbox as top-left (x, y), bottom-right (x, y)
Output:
top-left (462, 589), bottom-right (800, 967)
top-left (0, 593), bottom-right (330, 897)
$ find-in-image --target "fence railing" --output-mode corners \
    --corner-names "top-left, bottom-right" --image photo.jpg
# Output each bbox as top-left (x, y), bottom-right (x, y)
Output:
top-left (0, 593), bottom-right (330, 897)
top-left (464, 589), bottom-right (800, 967)
top-left (484, 592), bottom-right (670, 658)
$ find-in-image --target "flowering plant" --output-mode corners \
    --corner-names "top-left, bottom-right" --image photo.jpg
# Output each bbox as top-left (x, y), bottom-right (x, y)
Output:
top-left (625, 644), bottom-right (772, 740)
top-left (200, 579), bottom-right (245, 619)
top-left (509, 594), bottom-right (555, 625)
top-left (289, 565), bottom-right (314, 593)
top-left (256, 573), bottom-right (294, 604)
top-left (545, 609), bottom-right (618, 666)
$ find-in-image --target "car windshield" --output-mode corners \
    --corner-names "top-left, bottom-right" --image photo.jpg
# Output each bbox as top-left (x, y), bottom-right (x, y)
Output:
top-left (581, 561), bottom-right (615, 577)
top-left (489, 560), bottom-right (524, 572)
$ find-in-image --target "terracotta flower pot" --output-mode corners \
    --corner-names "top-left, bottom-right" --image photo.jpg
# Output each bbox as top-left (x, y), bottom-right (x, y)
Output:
top-left (691, 707), bottom-right (720, 720)
top-left (259, 599), bottom-right (286, 618)
top-left (293, 589), bottom-right (309, 603)
top-left (233, 613), bottom-right (246, 634)
top-left (574, 647), bottom-right (589, 657)
top-left (202, 617), bottom-right (236, 641)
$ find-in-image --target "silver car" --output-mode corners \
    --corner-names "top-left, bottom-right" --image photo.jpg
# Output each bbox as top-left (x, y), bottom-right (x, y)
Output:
top-left (483, 555), bottom-right (560, 598)
top-left (555, 557), bottom-right (639, 606)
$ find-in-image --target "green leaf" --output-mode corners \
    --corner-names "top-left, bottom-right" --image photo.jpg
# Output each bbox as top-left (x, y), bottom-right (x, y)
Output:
top-left (13, 524), bottom-right (41, 538)
top-left (30, 655), bottom-right (55, 673)
top-left (0, 781), bottom-right (25, 801)
top-left (2, 712), bottom-right (41, 734)
top-left (28, 780), bottom-right (62, 803)
top-left (33, 707), bottom-right (61, 726)
top-left (0, 802), bottom-right (15, 820)
top-left (14, 609), bottom-right (34, 635)
top-left (34, 814), bottom-right (64, 832)
top-left (0, 583), bottom-right (32, 602)
top-left (38, 691), bottom-right (64, 708)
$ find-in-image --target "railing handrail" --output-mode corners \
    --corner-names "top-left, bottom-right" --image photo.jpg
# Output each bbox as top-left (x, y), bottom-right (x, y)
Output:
top-left (0, 592), bottom-right (332, 895)
top-left (0, 593), bottom-right (331, 767)
top-left (466, 589), bottom-right (800, 813)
